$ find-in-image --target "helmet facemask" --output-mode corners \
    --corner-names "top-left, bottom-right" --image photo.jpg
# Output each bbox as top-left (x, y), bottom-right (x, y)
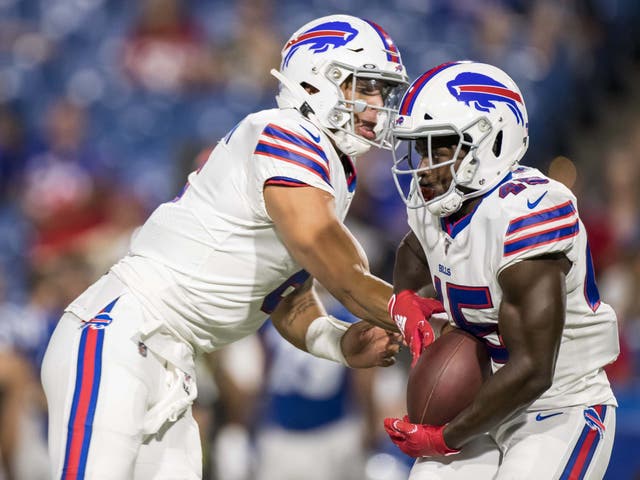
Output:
top-left (326, 66), bottom-right (407, 156)
top-left (392, 119), bottom-right (492, 216)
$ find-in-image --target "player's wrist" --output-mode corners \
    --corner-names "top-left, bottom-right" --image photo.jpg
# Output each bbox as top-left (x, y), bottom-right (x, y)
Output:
top-left (392, 290), bottom-right (417, 307)
top-left (305, 315), bottom-right (350, 366)
top-left (435, 424), bottom-right (461, 456)
top-left (388, 290), bottom-right (417, 335)
top-left (388, 290), bottom-right (416, 309)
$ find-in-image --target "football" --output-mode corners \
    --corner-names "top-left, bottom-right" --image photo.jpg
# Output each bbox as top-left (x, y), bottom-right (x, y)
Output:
top-left (407, 328), bottom-right (491, 425)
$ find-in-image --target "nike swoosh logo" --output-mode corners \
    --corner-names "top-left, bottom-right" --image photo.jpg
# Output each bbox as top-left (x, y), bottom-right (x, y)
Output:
top-left (535, 412), bottom-right (563, 421)
top-left (527, 191), bottom-right (548, 209)
top-left (300, 125), bottom-right (321, 143)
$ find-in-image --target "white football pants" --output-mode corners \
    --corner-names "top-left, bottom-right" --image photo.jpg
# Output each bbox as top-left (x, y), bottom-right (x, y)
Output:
top-left (409, 404), bottom-right (615, 479)
top-left (41, 274), bottom-right (202, 479)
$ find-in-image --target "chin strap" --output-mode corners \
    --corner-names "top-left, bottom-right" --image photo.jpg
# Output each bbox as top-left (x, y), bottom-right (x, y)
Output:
top-left (330, 130), bottom-right (371, 157)
top-left (427, 189), bottom-right (465, 217)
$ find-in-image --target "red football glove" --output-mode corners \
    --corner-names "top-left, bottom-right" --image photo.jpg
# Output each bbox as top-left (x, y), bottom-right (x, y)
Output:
top-left (388, 290), bottom-right (445, 367)
top-left (384, 416), bottom-right (459, 458)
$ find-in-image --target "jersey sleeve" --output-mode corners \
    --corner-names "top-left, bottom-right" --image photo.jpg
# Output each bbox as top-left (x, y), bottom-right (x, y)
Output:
top-left (252, 120), bottom-right (334, 195)
top-left (498, 184), bottom-right (581, 273)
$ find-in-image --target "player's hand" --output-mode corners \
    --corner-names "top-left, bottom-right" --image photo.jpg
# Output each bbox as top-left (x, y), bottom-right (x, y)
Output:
top-left (341, 321), bottom-right (401, 368)
top-left (383, 416), bottom-right (459, 458)
top-left (388, 290), bottom-right (445, 367)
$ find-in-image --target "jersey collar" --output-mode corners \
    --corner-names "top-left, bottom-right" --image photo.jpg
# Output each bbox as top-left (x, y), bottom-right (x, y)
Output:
top-left (440, 172), bottom-right (513, 238)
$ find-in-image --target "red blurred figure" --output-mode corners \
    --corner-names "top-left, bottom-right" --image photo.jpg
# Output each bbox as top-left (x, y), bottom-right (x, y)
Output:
top-left (122, 0), bottom-right (221, 92)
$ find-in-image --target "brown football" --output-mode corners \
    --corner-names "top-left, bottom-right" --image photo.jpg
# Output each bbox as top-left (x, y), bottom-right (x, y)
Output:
top-left (407, 328), bottom-right (491, 425)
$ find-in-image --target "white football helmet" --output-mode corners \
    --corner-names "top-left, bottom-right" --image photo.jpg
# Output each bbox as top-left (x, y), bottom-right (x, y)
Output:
top-left (272, 14), bottom-right (409, 157)
top-left (391, 61), bottom-right (529, 216)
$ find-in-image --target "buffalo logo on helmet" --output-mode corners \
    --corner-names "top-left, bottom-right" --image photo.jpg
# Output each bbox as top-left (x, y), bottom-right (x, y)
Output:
top-left (446, 72), bottom-right (525, 125)
top-left (282, 21), bottom-right (359, 67)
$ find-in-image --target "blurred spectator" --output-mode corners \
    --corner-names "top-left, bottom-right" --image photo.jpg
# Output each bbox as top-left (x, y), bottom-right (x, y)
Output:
top-left (19, 98), bottom-right (116, 264)
top-left (0, 348), bottom-right (43, 480)
top-left (0, 256), bottom-right (93, 480)
top-left (0, 104), bottom-right (29, 203)
top-left (122, 0), bottom-right (223, 93)
top-left (0, 253), bottom-right (94, 480)
top-left (599, 137), bottom-right (640, 391)
top-left (219, 0), bottom-right (281, 95)
top-left (471, 3), bottom-right (519, 65)
top-left (70, 189), bottom-right (146, 279)
top-left (605, 149), bottom-right (639, 248)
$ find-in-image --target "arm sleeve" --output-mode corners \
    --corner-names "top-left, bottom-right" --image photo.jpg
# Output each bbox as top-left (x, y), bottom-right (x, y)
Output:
top-left (252, 120), bottom-right (335, 206)
top-left (498, 186), bottom-right (580, 274)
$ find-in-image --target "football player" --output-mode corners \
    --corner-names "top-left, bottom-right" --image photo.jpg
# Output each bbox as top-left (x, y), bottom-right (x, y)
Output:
top-left (384, 62), bottom-right (619, 479)
top-left (40, 14), bottom-right (445, 480)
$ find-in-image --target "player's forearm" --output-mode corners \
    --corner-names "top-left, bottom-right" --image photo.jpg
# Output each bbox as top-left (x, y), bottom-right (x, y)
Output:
top-left (330, 270), bottom-right (396, 330)
top-left (271, 284), bottom-right (357, 365)
top-left (265, 186), bottom-right (395, 328)
top-left (393, 231), bottom-right (432, 294)
top-left (271, 284), bottom-right (325, 351)
top-left (283, 223), bottom-right (395, 330)
top-left (443, 362), bottom-right (550, 449)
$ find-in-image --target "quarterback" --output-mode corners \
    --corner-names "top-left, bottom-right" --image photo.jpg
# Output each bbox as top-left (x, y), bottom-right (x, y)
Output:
top-left (385, 62), bottom-right (619, 479)
top-left (40, 15), bottom-right (437, 480)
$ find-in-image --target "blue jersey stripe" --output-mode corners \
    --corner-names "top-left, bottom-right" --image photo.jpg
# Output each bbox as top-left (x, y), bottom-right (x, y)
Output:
top-left (347, 172), bottom-right (356, 193)
top-left (486, 342), bottom-right (509, 364)
top-left (265, 176), bottom-right (309, 187)
top-left (263, 125), bottom-right (327, 161)
top-left (506, 201), bottom-right (575, 235)
top-left (584, 243), bottom-right (601, 312)
top-left (255, 143), bottom-right (331, 184)
top-left (504, 220), bottom-right (579, 256)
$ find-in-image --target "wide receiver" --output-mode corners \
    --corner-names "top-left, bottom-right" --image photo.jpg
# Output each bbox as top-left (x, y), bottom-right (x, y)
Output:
top-left (40, 15), bottom-right (444, 480)
top-left (384, 61), bottom-right (619, 479)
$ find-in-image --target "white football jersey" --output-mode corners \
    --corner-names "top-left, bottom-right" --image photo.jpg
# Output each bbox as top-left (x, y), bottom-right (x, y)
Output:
top-left (408, 166), bottom-right (618, 409)
top-left (97, 108), bottom-right (356, 353)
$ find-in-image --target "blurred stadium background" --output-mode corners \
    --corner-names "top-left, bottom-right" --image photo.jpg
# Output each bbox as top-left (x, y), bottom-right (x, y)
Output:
top-left (0, 0), bottom-right (639, 478)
